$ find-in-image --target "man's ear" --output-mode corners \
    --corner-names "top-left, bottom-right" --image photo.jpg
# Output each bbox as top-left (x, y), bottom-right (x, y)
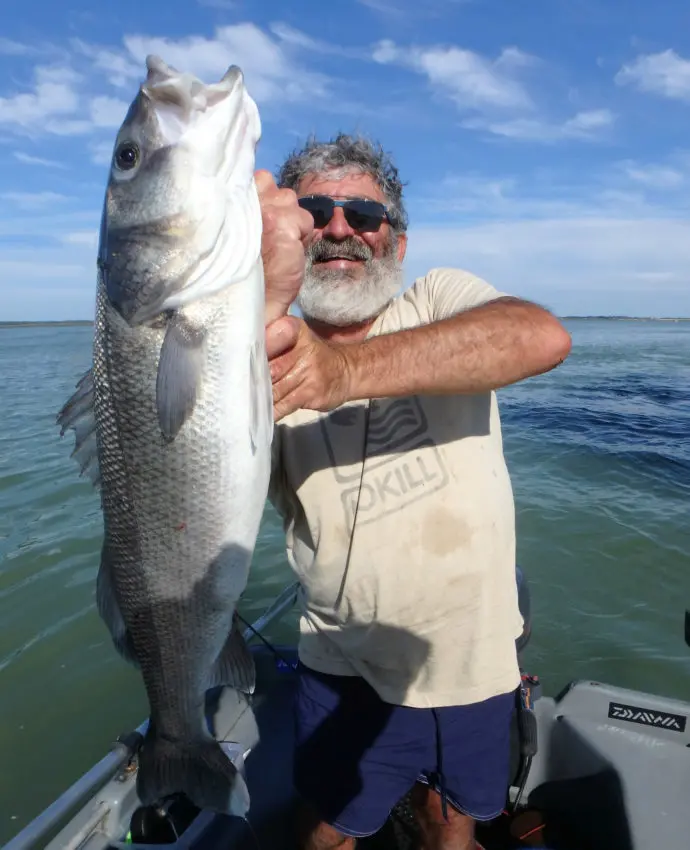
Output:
top-left (396, 232), bottom-right (407, 263)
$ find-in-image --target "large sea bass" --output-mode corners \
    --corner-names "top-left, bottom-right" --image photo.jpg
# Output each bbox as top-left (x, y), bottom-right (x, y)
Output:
top-left (57, 56), bottom-right (273, 816)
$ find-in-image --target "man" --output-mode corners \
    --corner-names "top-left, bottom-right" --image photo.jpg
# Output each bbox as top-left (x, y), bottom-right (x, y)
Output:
top-left (256, 134), bottom-right (571, 850)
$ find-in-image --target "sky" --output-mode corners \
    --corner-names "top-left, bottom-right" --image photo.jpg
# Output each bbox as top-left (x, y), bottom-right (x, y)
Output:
top-left (1, 0), bottom-right (690, 320)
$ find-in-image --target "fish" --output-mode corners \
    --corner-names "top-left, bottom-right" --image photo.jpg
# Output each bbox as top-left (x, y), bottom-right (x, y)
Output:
top-left (56, 55), bottom-right (273, 817)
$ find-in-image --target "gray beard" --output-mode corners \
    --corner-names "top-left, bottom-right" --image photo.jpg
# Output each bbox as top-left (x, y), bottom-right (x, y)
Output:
top-left (297, 251), bottom-right (404, 327)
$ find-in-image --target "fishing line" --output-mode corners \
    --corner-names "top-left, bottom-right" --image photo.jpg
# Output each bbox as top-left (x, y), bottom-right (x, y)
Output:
top-left (333, 397), bottom-right (372, 612)
top-left (240, 815), bottom-right (262, 850)
top-left (235, 613), bottom-right (297, 672)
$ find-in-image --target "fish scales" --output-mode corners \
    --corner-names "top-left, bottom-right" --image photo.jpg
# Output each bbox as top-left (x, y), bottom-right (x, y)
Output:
top-left (57, 55), bottom-right (272, 817)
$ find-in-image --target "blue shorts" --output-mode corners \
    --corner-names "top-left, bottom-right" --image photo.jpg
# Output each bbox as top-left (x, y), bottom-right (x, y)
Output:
top-left (293, 662), bottom-right (516, 839)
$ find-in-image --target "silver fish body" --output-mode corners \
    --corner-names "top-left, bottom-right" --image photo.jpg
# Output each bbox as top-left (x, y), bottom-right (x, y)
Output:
top-left (58, 56), bottom-right (272, 816)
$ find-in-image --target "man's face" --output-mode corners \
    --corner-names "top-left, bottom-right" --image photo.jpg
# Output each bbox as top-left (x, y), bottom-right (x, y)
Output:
top-left (295, 171), bottom-right (407, 327)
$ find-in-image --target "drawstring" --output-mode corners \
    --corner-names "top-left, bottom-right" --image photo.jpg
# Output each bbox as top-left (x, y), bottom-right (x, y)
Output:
top-left (431, 708), bottom-right (449, 821)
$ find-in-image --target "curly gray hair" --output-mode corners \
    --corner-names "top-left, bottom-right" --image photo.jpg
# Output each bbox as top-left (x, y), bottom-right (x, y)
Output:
top-left (276, 132), bottom-right (409, 233)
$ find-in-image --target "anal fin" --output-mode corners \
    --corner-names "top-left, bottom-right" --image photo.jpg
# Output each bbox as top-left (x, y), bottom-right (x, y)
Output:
top-left (208, 612), bottom-right (255, 694)
top-left (96, 546), bottom-right (138, 666)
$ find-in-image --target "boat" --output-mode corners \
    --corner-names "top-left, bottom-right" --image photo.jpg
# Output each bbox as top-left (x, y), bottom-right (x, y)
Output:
top-left (3, 573), bottom-right (689, 850)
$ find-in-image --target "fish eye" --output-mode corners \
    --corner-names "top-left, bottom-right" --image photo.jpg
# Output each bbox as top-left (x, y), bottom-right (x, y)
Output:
top-left (114, 141), bottom-right (140, 171)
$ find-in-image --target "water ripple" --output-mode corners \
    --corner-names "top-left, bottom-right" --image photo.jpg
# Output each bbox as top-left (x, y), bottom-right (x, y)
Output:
top-left (1, 320), bottom-right (690, 843)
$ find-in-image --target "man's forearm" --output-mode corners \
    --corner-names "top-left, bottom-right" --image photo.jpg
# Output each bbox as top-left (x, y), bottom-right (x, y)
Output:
top-left (342, 297), bottom-right (572, 401)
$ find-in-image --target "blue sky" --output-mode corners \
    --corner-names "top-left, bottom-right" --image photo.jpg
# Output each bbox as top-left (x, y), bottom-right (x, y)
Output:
top-left (1, 0), bottom-right (690, 320)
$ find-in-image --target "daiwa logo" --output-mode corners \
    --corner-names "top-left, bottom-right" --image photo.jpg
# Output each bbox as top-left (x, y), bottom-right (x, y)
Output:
top-left (608, 702), bottom-right (686, 732)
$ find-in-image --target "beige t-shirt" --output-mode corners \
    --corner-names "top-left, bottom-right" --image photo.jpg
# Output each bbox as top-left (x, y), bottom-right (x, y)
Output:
top-left (268, 267), bottom-right (523, 708)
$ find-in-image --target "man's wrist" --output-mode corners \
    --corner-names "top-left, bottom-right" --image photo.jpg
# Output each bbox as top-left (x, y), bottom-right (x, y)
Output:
top-left (337, 340), bottom-right (369, 404)
top-left (265, 298), bottom-right (294, 326)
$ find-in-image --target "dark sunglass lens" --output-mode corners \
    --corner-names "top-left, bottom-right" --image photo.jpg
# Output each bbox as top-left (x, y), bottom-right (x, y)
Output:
top-left (344, 200), bottom-right (386, 232)
top-left (298, 196), bottom-right (334, 229)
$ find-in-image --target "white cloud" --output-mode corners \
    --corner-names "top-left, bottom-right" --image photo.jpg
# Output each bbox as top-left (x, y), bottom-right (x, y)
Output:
top-left (197, 0), bottom-right (237, 8)
top-left (0, 206), bottom-right (100, 320)
top-left (621, 160), bottom-right (684, 189)
top-left (45, 119), bottom-right (94, 136)
top-left (13, 151), bottom-right (66, 168)
top-left (616, 49), bottom-right (690, 102)
top-left (71, 40), bottom-right (141, 89)
top-left (406, 217), bottom-right (690, 315)
top-left (411, 152), bottom-right (690, 223)
top-left (358, 0), bottom-right (401, 11)
top-left (89, 95), bottom-right (129, 128)
top-left (358, 0), bottom-right (474, 17)
top-left (61, 230), bottom-right (99, 247)
top-left (0, 38), bottom-right (31, 56)
top-left (371, 38), bottom-right (612, 143)
top-left (0, 208), bottom-right (97, 239)
top-left (1, 24), bottom-right (338, 146)
top-left (269, 22), bottom-right (367, 60)
top-left (0, 259), bottom-right (86, 280)
top-left (119, 24), bottom-right (331, 103)
top-left (1, 191), bottom-right (69, 210)
top-left (0, 65), bottom-right (81, 132)
top-left (373, 39), bottom-right (534, 110)
top-left (404, 158), bottom-right (690, 316)
top-left (90, 140), bottom-right (114, 166)
top-left (465, 108), bottom-right (615, 142)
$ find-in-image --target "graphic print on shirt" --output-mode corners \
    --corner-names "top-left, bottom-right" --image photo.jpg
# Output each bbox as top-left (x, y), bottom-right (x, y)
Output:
top-left (320, 397), bottom-right (450, 533)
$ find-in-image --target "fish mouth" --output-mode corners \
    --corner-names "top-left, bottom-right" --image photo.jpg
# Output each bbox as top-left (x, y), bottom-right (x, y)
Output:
top-left (142, 55), bottom-right (244, 115)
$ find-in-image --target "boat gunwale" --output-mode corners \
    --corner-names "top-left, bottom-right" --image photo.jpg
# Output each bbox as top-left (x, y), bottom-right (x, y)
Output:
top-left (2, 581), bottom-right (301, 850)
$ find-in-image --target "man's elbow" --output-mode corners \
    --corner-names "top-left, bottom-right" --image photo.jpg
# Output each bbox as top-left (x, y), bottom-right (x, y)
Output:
top-left (539, 309), bottom-right (572, 371)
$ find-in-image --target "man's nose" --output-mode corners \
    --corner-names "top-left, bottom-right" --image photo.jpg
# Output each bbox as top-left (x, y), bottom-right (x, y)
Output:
top-left (322, 206), bottom-right (355, 240)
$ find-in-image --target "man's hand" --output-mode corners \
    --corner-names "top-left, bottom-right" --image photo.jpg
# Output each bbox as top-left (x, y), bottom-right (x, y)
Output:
top-left (266, 316), bottom-right (352, 421)
top-left (255, 170), bottom-right (314, 325)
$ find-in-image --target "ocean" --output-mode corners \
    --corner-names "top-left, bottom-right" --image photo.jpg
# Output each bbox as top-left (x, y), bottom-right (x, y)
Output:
top-left (1, 318), bottom-right (689, 843)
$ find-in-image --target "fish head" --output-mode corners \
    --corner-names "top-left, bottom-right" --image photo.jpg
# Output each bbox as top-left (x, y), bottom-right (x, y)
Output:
top-left (99, 55), bottom-right (262, 325)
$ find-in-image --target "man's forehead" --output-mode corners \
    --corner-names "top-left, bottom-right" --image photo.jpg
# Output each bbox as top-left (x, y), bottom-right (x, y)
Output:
top-left (297, 171), bottom-right (385, 202)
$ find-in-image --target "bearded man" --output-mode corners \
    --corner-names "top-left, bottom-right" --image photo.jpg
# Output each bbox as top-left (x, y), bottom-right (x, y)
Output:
top-left (256, 134), bottom-right (571, 850)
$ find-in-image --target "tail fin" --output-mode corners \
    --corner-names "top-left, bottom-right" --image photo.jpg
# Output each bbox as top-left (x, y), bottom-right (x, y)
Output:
top-left (136, 729), bottom-right (250, 817)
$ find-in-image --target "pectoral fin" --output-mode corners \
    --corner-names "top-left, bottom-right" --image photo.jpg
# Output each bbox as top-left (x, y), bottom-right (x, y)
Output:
top-left (249, 339), bottom-right (273, 453)
top-left (156, 312), bottom-right (206, 441)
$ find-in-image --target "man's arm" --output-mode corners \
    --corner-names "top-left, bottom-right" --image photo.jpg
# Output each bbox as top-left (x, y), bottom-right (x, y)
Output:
top-left (254, 173), bottom-right (571, 417)
top-left (344, 295), bottom-right (571, 399)
top-left (267, 297), bottom-right (571, 419)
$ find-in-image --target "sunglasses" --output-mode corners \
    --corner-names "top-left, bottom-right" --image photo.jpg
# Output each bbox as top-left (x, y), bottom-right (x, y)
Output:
top-left (297, 194), bottom-right (390, 232)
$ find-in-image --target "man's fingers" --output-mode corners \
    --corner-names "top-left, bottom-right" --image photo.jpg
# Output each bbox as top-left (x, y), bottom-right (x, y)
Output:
top-left (273, 388), bottom-right (304, 423)
top-left (266, 315), bottom-right (302, 360)
top-left (297, 207), bottom-right (315, 246)
top-left (254, 169), bottom-right (276, 196)
top-left (257, 181), bottom-right (299, 210)
top-left (271, 352), bottom-right (309, 397)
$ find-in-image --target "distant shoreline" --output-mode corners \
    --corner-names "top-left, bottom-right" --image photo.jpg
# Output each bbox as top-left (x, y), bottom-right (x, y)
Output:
top-left (564, 316), bottom-right (690, 321)
top-left (0, 321), bottom-right (94, 328)
top-left (2, 316), bottom-right (689, 328)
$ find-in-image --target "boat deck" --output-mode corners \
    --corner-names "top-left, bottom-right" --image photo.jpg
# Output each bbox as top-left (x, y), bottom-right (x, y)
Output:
top-left (5, 587), bottom-right (689, 850)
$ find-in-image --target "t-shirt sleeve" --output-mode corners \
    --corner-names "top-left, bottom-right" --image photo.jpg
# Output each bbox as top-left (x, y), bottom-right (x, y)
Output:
top-left (407, 267), bottom-right (510, 322)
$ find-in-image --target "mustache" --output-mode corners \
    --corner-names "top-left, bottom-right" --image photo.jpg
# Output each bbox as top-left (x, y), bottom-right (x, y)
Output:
top-left (307, 236), bottom-right (373, 263)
